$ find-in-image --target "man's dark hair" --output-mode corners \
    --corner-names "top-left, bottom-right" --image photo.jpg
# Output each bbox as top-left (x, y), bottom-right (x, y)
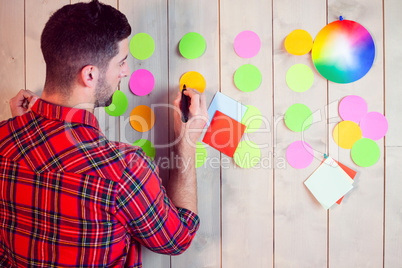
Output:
top-left (41, 0), bottom-right (131, 95)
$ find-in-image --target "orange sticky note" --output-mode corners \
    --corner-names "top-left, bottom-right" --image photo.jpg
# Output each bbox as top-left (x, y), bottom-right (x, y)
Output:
top-left (203, 111), bottom-right (246, 157)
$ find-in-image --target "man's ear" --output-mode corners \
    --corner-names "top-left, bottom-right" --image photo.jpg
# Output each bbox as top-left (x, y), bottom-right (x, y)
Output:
top-left (80, 65), bottom-right (99, 89)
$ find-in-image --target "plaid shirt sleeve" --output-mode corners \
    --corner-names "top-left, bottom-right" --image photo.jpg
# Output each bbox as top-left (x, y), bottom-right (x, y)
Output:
top-left (114, 149), bottom-right (200, 255)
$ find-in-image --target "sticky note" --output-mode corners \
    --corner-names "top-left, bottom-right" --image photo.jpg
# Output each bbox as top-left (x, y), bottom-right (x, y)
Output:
top-left (130, 33), bottom-right (155, 60)
top-left (286, 140), bottom-right (314, 169)
top-left (285, 29), bottom-right (313, 55)
top-left (207, 92), bottom-right (247, 127)
top-left (339, 95), bottom-right (368, 123)
top-left (286, 64), bottom-right (314, 92)
top-left (351, 138), bottom-right (380, 167)
top-left (233, 140), bottom-right (261, 168)
top-left (179, 71), bottom-right (206, 93)
top-left (304, 156), bottom-right (354, 209)
top-left (129, 69), bottom-right (155, 96)
top-left (333, 121), bottom-right (362, 149)
top-left (130, 105), bottom-right (155, 132)
top-left (133, 139), bottom-right (156, 161)
top-left (195, 142), bottom-right (207, 168)
top-left (336, 161), bottom-right (357, 204)
top-left (179, 32), bottom-right (206, 59)
top-left (234, 64), bottom-right (262, 92)
top-left (359, 112), bottom-right (388, 140)
top-left (105, 90), bottom-right (128, 116)
top-left (203, 111), bottom-right (246, 158)
top-left (241, 105), bottom-right (262, 133)
top-left (234, 30), bottom-right (261, 58)
top-left (284, 103), bottom-right (313, 132)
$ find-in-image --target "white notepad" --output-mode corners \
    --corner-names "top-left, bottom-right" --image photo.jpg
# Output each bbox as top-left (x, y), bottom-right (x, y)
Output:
top-left (206, 92), bottom-right (248, 126)
top-left (304, 156), bottom-right (354, 209)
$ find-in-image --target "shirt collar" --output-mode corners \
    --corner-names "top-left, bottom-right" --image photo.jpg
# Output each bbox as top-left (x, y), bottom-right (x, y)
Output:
top-left (31, 99), bottom-right (100, 130)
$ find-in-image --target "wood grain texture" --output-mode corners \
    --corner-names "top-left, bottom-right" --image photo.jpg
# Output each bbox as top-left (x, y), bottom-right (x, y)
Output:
top-left (168, 1), bottom-right (221, 267)
top-left (119, 0), bottom-right (170, 267)
top-left (220, 0), bottom-right (273, 267)
top-left (273, 0), bottom-right (328, 267)
top-left (327, 0), bottom-right (385, 267)
top-left (0, 0), bottom-right (24, 121)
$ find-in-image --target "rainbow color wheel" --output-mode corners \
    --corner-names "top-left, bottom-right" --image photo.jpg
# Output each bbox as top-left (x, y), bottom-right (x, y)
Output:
top-left (312, 19), bottom-right (375, 84)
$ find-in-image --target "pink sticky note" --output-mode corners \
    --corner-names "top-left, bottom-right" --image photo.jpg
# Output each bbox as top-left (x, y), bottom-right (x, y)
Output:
top-left (360, 112), bottom-right (388, 140)
top-left (234, 31), bottom-right (261, 58)
top-left (339, 95), bottom-right (368, 123)
top-left (129, 69), bottom-right (155, 96)
top-left (286, 141), bottom-right (314, 169)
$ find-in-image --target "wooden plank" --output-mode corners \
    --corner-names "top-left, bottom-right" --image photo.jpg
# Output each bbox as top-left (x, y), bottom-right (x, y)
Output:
top-left (327, 1), bottom-right (384, 267)
top-left (25, 0), bottom-right (69, 96)
top-left (384, 146), bottom-right (402, 267)
top-left (118, 1), bottom-right (170, 267)
top-left (273, 0), bottom-right (328, 267)
top-left (0, 0), bottom-right (25, 121)
top-left (220, 0), bottom-right (273, 267)
top-left (168, 1), bottom-right (221, 268)
top-left (384, 1), bottom-right (402, 266)
top-left (384, 0), bottom-right (402, 147)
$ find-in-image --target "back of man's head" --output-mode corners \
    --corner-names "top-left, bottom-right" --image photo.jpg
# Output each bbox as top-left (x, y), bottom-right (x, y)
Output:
top-left (41, 0), bottom-right (131, 95)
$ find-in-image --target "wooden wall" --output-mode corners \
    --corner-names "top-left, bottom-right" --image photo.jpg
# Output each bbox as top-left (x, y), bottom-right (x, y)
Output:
top-left (1, 0), bottom-right (401, 267)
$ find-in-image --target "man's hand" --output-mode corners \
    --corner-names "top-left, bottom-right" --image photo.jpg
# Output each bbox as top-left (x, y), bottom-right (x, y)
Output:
top-left (173, 88), bottom-right (208, 150)
top-left (9, 89), bottom-right (39, 117)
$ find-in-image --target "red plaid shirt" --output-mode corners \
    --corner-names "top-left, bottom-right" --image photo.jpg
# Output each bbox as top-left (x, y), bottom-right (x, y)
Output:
top-left (0, 99), bottom-right (199, 267)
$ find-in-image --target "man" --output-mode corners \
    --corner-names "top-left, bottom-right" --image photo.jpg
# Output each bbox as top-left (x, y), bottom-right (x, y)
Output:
top-left (0, 1), bottom-right (208, 267)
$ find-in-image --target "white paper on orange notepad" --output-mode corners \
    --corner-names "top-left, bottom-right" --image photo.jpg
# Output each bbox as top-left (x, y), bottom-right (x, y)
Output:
top-left (304, 156), bottom-right (354, 209)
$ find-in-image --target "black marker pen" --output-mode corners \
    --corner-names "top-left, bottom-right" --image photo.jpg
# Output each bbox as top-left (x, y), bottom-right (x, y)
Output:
top-left (180, 84), bottom-right (189, 123)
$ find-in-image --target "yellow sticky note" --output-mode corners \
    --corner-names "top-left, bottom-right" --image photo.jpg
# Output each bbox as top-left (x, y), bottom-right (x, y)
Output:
top-left (333, 121), bottom-right (362, 149)
top-left (285, 29), bottom-right (313, 55)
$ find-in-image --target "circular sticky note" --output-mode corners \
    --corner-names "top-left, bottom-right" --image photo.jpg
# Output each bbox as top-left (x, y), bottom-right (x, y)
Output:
top-left (129, 33), bottom-right (155, 60)
top-left (179, 32), bottom-right (206, 59)
top-left (360, 112), bottom-right (388, 140)
top-left (179, 71), bottom-right (206, 93)
top-left (351, 138), bottom-right (380, 167)
top-left (241, 105), bottom-right (262, 133)
top-left (286, 64), bottom-right (314, 92)
top-left (339, 95), bottom-right (368, 123)
top-left (130, 105), bottom-right (155, 132)
top-left (133, 139), bottom-right (156, 161)
top-left (234, 64), bottom-right (262, 92)
top-left (284, 103), bottom-right (313, 132)
top-left (286, 141), bottom-right (314, 169)
top-left (333, 121), bottom-right (362, 149)
top-left (233, 140), bottom-right (261, 169)
top-left (312, 20), bottom-right (375, 83)
top-left (129, 69), bottom-right (155, 96)
top-left (105, 90), bottom-right (128, 116)
top-left (234, 30), bottom-right (261, 58)
top-left (285, 29), bottom-right (313, 55)
top-left (196, 142), bottom-right (207, 168)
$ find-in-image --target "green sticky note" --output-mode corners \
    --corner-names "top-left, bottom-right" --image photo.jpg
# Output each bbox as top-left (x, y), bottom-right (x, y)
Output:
top-left (179, 32), bottom-right (206, 59)
top-left (234, 64), bottom-right (262, 92)
top-left (241, 105), bottom-right (262, 133)
top-left (195, 142), bottom-right (207, 168)
top-left (286, 64), bottom-right (314, 92)
top-left (233, 141), bottom-right (261, 168)
top-left (351, 138), bottom-right (380, 167)
top-left (133, 139), bottom-right (156, 161)
top-left (130, 33), bottom-right (155, 60)
top-left (105, 90), bottom-right (128, 116)
top-left (284, 103), bottom-right (313, 132)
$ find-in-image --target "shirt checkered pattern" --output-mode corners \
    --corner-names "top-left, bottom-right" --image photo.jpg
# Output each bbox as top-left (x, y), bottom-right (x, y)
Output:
top-left (0, 99), bottom-right (199, 267)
